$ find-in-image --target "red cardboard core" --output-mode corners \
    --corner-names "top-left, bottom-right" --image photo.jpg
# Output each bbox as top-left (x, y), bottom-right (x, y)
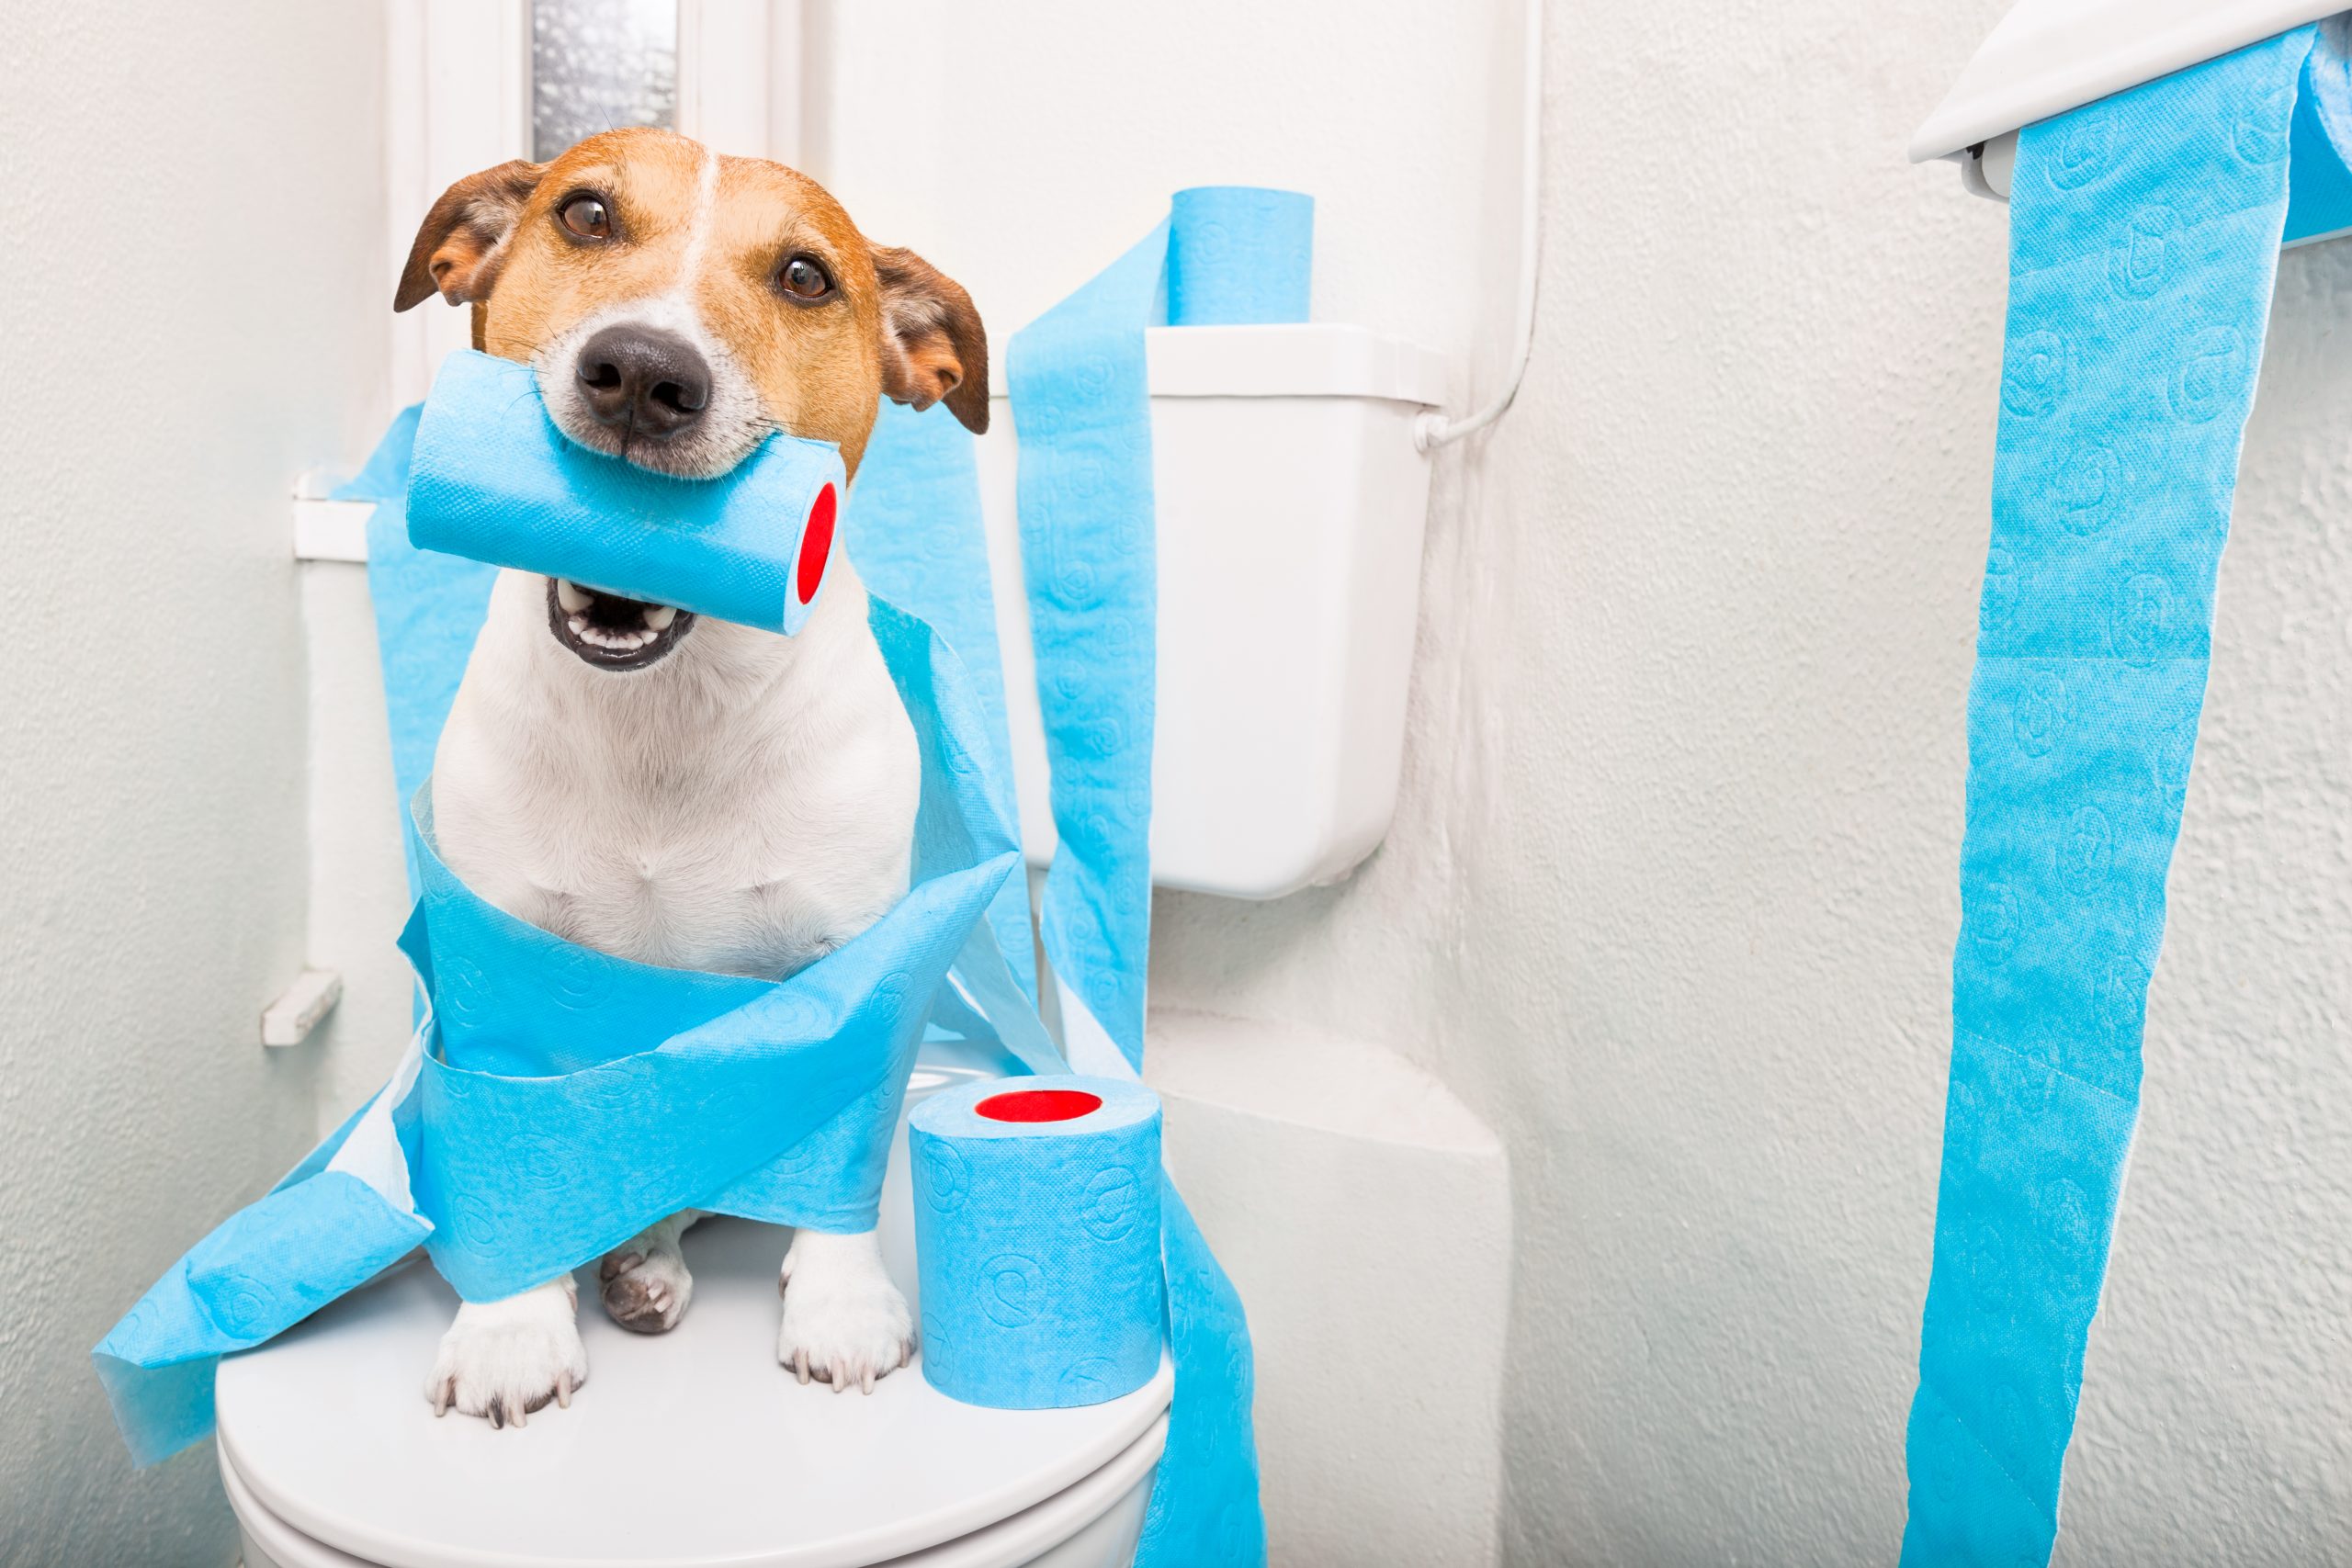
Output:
top-left (974, 1089), bottom-right (1103, 1123)
top-left (797, 483), bottom-right (836, 605)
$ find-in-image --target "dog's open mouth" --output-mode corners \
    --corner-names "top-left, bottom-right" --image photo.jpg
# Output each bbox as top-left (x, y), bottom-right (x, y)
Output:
top-left (546, 578), bottom-right (695, 671)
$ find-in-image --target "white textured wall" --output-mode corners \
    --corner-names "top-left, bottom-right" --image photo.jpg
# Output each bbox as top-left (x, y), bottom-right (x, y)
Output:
top-left (0, 5), bottom-right (388, 1562)
top-left (820, 0), bottom-right (2352, 1562)
top-left (801, 0), bottom-right (1522, 403)
top-left (1152, 6), bottom-right (2352, 1566)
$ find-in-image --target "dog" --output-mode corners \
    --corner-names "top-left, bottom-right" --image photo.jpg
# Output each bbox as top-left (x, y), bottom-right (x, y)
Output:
top-left (391, 127), bottom-right (989, 1427)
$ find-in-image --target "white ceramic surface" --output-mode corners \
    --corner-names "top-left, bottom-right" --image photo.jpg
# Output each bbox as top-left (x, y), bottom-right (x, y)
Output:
top-left (215, 1122), bottom-right (1173, 1568)
top-left (227, 1411), bottom-right (1168, 1568)
top-left (978, 322), bottom-right (1445, 899)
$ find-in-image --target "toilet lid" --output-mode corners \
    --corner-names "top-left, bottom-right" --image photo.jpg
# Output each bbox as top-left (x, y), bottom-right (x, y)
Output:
top-left (215, 1207), bottom-right (1172, 1568)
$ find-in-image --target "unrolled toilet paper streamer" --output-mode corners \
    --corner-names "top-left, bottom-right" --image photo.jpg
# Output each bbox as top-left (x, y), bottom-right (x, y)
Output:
top-left (910, 1077), bottom-right (1166, 1409)
top-left (93, 415), bottom-right (1021, 1464)
top-left (1004, 185), bottom-right (1292, 1565)
top-left (408, 349), bottom-right (843, 636)
top-left (851, 399), bottom-right (1037, 1010)
top-left (1902, 25), bottom-right (2352, 1565)
top-left (1012, 184), bottom-right (1312, 1081)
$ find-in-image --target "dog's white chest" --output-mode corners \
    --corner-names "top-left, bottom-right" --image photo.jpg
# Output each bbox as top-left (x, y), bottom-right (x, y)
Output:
top-left (511, 808), bottom-right (853, 976)
top-left (428, 570), bottom-right (918, 981)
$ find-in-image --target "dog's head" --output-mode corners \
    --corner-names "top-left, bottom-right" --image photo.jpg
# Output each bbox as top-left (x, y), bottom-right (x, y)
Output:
top-left (395, 128), bottom-right (985, 671)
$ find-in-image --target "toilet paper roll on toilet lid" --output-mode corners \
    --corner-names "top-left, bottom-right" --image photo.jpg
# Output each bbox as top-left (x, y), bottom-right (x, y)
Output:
top-left (405, 348), bottom-right (842, 635)
top-left (910, 1077), bottom-right (1166, 1410)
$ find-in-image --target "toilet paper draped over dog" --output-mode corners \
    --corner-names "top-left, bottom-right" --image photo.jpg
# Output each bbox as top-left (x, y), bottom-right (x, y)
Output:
top-left (94, 567), bottom-right (1021, 1466)
top-left (96, 185), bottom-right (1285, 1568)
top-left (402, 592), bottom-right (1019, 1294)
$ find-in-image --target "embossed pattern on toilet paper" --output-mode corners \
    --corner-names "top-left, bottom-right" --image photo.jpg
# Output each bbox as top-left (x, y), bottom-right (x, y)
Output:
top-left (910, 1077), bottom-right (1165, 1409)
top-left (1900, 28), bottom-right (2324, 1566)
top-left (408, 349), bottom-right (842, 634)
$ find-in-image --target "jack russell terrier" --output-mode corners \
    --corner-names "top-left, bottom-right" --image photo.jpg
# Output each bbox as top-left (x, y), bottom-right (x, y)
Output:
top-left (392, 127), bottom-right (988, 1427)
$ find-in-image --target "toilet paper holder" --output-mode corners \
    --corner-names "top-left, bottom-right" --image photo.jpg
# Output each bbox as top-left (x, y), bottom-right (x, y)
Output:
top-left (1915, 0), bottom-right (2352, 248)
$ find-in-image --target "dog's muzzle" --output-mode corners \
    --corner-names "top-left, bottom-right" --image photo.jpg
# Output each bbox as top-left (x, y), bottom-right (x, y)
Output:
top-left (547, 577), bottom-right (695, 671)
top-left (573, 324), bottom-right (711, 444)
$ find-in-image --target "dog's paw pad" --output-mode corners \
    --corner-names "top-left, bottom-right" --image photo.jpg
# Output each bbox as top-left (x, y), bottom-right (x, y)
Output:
top-left (601, 1247), bottom-right (693, 1335)
top-left (778, 1267), bottom-right (913, 1393)
top-left (424, 1302), bottom-right (588, 1428)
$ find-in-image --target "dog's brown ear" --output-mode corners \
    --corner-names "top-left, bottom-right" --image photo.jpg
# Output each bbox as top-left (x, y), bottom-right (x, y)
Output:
top-left (871, 245), bottom-right (989, 434)
top-left (394, 160), bottom-right (546, 312)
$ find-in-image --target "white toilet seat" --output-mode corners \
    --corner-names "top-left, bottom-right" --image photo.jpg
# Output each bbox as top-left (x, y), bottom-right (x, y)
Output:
top-left (223, 1407), bottom-right (1169, 1568)
top-left (214, 1116), bottom-right (1172, 1568)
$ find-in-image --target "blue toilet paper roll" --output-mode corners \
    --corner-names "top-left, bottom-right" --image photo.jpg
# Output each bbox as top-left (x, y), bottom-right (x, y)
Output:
top-left (1165, 186), bottom-right (1312, 325)
top-left (407, 349), bottom-right (843, 635)
top-left (910, 1076), bottom-right (1166, 1408)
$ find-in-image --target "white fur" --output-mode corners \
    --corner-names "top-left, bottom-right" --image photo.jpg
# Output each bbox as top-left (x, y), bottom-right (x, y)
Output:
top-left (674, 146), bottom-right (722, 291)
top-left (424, 1276), bottom-right (586, 1427)
top-left (777, 1228), bottom-right (916, 1392)
top-left (423, 173), bottom-right (924, 1418)
top-left (430, 563), bottom-right (915, 974)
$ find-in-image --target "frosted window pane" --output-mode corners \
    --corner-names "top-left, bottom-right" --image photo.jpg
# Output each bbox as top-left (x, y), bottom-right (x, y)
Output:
top-left (531, 0), bottom-right (678, 164)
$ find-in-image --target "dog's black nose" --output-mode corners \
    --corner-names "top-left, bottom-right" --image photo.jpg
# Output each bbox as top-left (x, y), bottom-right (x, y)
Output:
top-left (573, 325), bottom-right (711, 439)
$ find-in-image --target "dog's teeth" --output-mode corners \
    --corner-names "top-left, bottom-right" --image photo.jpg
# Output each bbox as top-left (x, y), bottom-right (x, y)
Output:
top-left (555, 579), bottom-right (592, 614)
top-left (574, 620), bottom-right (655, 652)
top-left (642, 604), bottom-right (677, 631)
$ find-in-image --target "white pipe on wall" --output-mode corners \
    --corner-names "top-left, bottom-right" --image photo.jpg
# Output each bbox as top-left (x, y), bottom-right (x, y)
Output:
top-left (1415, 0), bottom-right (1545, 451)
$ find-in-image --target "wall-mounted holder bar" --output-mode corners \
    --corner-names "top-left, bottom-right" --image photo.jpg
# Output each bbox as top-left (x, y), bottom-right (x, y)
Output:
top-left (261, 967), bottom-right (343, 1048)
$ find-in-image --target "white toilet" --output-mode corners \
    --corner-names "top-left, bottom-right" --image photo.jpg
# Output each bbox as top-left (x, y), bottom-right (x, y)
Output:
top-left (261, 319), bottom-right (1459, 1566)
top-left (216, 1062), bottom-right (1173, 1568)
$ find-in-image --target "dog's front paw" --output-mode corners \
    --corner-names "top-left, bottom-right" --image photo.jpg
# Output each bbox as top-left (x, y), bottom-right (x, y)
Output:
top-left (777, 1230), bottom-right (913, 1393)
top-left (599, 1226), bottom-right (694, 1334)
top-left (424, 1279), bottom-right (587, 1428)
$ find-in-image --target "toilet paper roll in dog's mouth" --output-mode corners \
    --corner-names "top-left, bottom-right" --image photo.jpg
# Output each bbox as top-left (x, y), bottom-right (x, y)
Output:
top-left (407, 349), bottom-right (843, 637)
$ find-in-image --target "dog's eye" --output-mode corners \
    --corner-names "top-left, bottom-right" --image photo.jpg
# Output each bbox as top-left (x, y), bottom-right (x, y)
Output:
top-left (558, 194), bottom-right (614, 241)
top-left (777, 254), bottom-right (832, 300)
